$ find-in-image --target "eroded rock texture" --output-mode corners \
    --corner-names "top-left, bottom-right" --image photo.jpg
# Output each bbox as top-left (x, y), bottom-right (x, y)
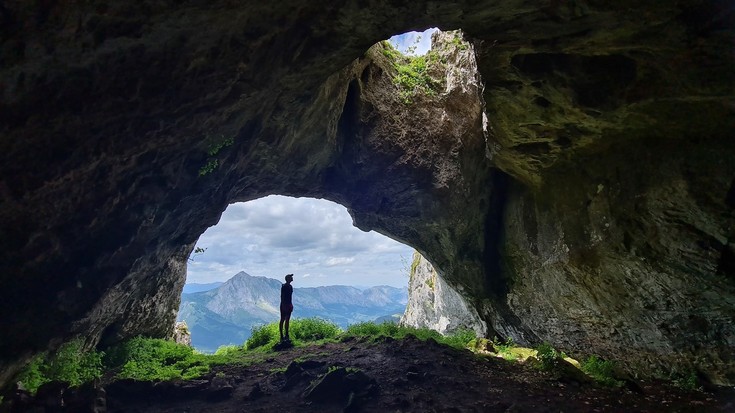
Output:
top-left (1, 0), bottom-right (733, 387)
top-left (401, 251), bottom-right (487, 336)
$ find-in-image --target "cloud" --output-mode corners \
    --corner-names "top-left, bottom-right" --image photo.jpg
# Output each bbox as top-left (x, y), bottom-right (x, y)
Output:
top-left (325, 257), bottom-right (355, 266)
top-left (388, 27), bottom-right (438, 56)
top-left (186, 195), bottom-right (414, 288)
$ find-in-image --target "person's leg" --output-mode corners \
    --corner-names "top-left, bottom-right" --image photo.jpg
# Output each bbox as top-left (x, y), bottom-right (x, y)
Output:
top-left (279, 314), bottom-right (284, 341)
top-left (284, 314), bottom-right (291, 341)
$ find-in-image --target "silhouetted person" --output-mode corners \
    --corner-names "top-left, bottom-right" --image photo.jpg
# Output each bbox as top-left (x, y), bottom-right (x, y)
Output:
top-left (279, 273), bottom-right (294, 342)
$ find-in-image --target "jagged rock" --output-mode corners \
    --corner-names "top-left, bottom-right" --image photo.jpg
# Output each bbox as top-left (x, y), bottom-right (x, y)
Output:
top-left (172, 321), bottom-right (191, 347)
top-left (206, 376), bottom-right (234, 402)
top-left (0, 0), bottom-right (733, 389)
top-left (402, 251), bottom-right (487, 336)
top-left (303, 367), bottom-right (376, 405)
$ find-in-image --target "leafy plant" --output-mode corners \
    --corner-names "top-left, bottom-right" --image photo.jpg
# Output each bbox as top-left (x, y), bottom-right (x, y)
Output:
top-left (581, 355), bottom-right (624, 387)
top-left (441, 328), bottom-right (476, 350)
top-left (246, 318), bottom-right (343, 350)
top-left (380, 42), bottom-right (444, 104)
top-left (535, 342), bottom-right (564, 370)
top-left (198, 134), bottom-right (234, 176)
top-left (198, 159), bottom-right (219, 176)
top-left (16, 339), bottom-right (104, 394)
top-left (343, 321), bottom-right (475, 350)
top-left (206, 135), bottom-right (234, 156)
top-left (104, 337), bottom-right (208, 381)
top-left (670, 369), bottom-right (701, 391)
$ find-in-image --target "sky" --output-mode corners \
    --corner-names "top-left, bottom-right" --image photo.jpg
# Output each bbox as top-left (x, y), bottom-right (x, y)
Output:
top-left (186, 30), bottom-right (440, 289)
top-left (186, 196), bottom-right (415, 288)
top-left (388, 27), bottom-right (438, 56)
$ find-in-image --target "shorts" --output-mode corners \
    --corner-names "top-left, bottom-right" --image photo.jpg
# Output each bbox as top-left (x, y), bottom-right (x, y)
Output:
top-left (280, 304), bottom-right (293, 316)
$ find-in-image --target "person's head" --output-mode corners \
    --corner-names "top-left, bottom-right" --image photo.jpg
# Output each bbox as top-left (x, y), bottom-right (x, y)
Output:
top-left (285, 273), bottom-right (294, 283)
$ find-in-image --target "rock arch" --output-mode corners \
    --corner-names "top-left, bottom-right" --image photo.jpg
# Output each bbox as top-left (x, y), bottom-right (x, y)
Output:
top-left (1, 1), bottom-right (734, 386)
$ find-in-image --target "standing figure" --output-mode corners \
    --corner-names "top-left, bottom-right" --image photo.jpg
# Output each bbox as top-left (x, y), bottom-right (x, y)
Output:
top-left (279, 273), bottom-right (294, 342)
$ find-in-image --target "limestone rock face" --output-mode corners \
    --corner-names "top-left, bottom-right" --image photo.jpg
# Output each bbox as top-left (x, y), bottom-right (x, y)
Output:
top-left (172, 321), bottom-right (192, 347)
top-left (401, 251), bottom-right (487, 337)
top-left (0, 0), bottom-right (733, 388)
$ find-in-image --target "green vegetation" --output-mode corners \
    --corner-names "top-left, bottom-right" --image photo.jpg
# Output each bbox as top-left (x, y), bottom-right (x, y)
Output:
top-left (206, 135), bottom-right (234, 157)
top-left (198, 159), bottom-right (219, 176)
top-left (343, 322), bottom-right (476, 350)
top-left (580, 355), bottom-right (624, 387)
top-left (535, 342), bottom-right (564, 370)
top-left (246, 318), bottom-right (342, 350)
top-left (198, 134), bottom-right (235, 176)
top-left (426, 274), bottom-right (435, 290)
top-left (670, 369), bottom-right (701, 391)
top-left (105, 337), bottom-right (209, 381)
top-left (16, 319), bottom-right (479, 392)
top-left (380, 41), bottom-right (444, 104)
top-left (16, 339), bottom-right (104, 394)
top-left (451, 32), bottom-right (468, 50)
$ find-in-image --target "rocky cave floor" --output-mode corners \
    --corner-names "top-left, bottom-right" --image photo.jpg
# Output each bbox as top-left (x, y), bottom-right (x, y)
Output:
top-left (7, 336), bottom-right (735, 413)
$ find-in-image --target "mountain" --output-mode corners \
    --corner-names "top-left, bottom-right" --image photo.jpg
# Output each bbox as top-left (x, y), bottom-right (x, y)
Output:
top-left (182, 282), bottom-right (224, 294)
top-left (177, 271), bottom-right (408, 352)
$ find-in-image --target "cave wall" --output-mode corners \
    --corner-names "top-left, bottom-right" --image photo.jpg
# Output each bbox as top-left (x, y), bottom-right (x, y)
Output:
top-left (1, 0), bottom-right (733, 387)
top-left (401, 251), bottom-right (487, 336)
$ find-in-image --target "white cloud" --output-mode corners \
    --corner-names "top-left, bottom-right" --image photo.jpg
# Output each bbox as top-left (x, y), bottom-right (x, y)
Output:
top-left (388, 27), bottom-right (438, 56)
top-left (186, 196), bottom-right (414, 287)
top-left (325, 257), bottom-right (356, 266)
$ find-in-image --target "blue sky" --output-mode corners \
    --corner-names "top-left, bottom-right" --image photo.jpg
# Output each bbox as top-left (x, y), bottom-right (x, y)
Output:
top-left (187, 196), bottom-right (415, 288)
top-left (388, 27), bottom-right (438, 56)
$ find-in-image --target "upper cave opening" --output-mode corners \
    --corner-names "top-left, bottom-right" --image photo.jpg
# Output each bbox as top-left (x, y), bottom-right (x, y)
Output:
top-left (386, 27), bottom-right (439, 56)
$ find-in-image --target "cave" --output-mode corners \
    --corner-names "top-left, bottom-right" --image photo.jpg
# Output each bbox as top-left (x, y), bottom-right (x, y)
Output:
top-left (1, 0), bottom-right (734, 391)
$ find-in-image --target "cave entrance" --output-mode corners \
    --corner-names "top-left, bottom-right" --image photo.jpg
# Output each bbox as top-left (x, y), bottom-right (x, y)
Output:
top-left (178, 195), bottom-right (413, 352)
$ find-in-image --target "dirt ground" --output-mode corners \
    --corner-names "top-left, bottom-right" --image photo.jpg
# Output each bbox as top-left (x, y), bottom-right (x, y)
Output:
top-left (97, 336), bottom-right (734, 413)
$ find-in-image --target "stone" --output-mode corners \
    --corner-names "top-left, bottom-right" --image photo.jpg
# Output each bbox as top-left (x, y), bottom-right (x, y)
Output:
top-left (401, 251), bottom-right (487, 336)
top-left (303, 367), bottom-right (376, 405)
top-left (172, 321), bottom-right (191, 347)
top-left (205, 376), bottom-right (234, 402)
top-left (0, 0), bottom-right (733, 389)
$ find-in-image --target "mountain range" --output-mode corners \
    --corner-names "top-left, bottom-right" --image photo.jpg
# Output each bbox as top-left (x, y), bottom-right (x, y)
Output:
top-left (178, 272), bottom-right (408, 352)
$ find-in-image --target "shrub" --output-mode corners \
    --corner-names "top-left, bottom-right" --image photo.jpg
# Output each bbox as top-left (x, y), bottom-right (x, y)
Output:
top-left (442, 329), bottom-right (477, 350)
top-left (671, 369), bottom-right (701, 391)
top-left (536, 342), bottom-right (563, 370)
top-left (343, 322), bottom-right (475, 350)
top-left (379, 41), bottom-right (444, 104)
top-left (16, 339), bottom-right (104, 394)
top-left (291, 318), bottom-right (342, 343)
top-left (246, 318), bottom-right (343, 350)
top-left (105, 337), bottom-right (208, 381)
top-left (345, 321), bottom-right (401, 338)
top-left (246, 323), bottom-right (280, 350)
top-left (581, 355), bottom-right (624, 387)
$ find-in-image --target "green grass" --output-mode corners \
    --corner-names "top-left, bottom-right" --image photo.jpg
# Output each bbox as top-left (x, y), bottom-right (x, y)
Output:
top-left (16, 319), bottom-right (478, 391)
top-left (104, 337), bottom-right (209, 381)
top-left (246, 318), bottom-right (342, 350)
top-left (343, 322), bottom-right (476, 350)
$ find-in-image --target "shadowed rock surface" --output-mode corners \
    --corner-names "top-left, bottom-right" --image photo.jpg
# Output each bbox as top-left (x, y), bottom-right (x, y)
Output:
top-left (401, 251), bottom-right (487, 336)
top-left (1, 0), bottom-right (734, 388)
